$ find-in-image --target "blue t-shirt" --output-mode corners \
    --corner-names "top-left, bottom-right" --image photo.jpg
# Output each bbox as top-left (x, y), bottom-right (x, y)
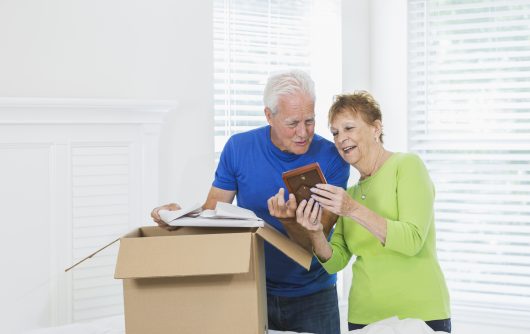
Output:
top-left (213, 125), bottom-right (350, 297)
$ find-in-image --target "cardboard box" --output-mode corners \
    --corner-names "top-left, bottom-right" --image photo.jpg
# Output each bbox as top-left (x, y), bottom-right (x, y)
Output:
top-left (68, 224), bottom-right (312, 334)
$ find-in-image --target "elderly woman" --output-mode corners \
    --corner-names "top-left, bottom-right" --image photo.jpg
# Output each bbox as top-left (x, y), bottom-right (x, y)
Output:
top-left (292, 91), bottom-right (451, 332)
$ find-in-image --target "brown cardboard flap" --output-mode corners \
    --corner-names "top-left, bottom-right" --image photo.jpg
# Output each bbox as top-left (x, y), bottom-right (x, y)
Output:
top-left (256, 223), bottom-right (312, 270)
top-left (115, 232), bottom-right (252, 279)
top-left (65, 228), bottom-right (142, 272)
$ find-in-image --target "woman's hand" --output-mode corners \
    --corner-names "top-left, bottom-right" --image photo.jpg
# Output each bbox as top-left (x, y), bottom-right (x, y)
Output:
top-left (310, 184), bottom-right (358, 218)
top-left (295, 198), bottom-right (323, 233)
top-left (295, 198), bottom-right (333, 262)
top-left (267, 188), bottom-right (297, 220)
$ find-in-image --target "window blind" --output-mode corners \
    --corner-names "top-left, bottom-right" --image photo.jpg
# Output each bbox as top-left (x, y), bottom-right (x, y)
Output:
top-left (408, 0), bottom-right (530, 314)
top-left (213, 0), bottom-right (341, 156)
top-left (212, 0), bottom-right (345, 301)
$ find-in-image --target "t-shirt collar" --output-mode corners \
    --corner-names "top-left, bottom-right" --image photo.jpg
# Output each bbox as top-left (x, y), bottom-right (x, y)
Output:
top-left (266, 125), bottom-right (301, 162)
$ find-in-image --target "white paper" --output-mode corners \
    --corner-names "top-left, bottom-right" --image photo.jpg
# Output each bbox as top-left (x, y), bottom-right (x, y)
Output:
top-left (348, 317), bottom-right (445, 334)
top-left (200, 202), bottom-right (261, 220)
top-left (158, 202), bottom-right (202, 222)
top-left (165, 216), bottom-right (263, 227)
top-left (159, 202), bottom-right (263, 228)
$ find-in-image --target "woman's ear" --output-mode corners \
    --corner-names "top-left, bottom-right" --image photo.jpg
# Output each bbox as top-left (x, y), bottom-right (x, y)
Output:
top-left (373, 120), bottom-right (383, 141)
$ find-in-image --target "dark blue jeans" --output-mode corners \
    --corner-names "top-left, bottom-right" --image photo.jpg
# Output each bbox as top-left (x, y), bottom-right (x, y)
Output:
top-left (267, 285), bottom-right (340, 334)
top-left (348, 318), bottom-right (451, 333)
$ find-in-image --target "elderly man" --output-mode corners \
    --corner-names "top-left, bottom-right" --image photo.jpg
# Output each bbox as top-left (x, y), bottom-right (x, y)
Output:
top-left (151, 69), bottom-right (349, 334)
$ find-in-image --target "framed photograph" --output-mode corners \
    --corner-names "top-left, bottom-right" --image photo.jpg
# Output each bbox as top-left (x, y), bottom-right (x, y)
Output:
top-left (282, 162), bottom-right (327, 204)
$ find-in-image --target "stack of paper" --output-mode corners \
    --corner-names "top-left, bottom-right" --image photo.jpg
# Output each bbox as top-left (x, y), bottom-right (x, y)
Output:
top-left (158, 202), bottom-right (264, 227)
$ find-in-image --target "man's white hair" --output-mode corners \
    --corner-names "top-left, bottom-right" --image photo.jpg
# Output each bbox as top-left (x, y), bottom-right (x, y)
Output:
top-left (263, 69), bottom-right (316, 114)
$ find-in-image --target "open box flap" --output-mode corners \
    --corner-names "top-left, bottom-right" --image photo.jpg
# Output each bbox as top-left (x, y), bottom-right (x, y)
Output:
top-left (114, 232), bottom-right (252, 279)
top-left (64, 228), bottom-right (141, 272)
top-left (256, 223), bottom-right (312, 270)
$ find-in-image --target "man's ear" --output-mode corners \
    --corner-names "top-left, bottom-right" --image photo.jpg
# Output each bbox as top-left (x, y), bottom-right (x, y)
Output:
top-left (264, 107), bottom-right (274, 125)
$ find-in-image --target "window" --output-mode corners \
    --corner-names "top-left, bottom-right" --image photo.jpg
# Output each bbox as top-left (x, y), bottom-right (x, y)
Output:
top-left (213, 0), bottom-right (342, 157)
top-left (408, 0), bottom-right (530, 318)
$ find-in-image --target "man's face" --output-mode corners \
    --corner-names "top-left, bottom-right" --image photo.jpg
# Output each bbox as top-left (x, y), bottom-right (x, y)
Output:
top-left (265, 92), bottom-right (315, 155)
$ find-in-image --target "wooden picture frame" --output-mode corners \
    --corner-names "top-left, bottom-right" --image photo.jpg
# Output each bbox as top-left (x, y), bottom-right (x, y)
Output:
top-left (282, 162), bottom-right (327, 204)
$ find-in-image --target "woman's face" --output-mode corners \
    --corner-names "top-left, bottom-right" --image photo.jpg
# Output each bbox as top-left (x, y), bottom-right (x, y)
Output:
top-left (330, 110), bottom-right (379, 166)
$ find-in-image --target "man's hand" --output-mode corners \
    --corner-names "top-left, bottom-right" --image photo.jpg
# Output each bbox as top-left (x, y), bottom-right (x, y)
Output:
top-left (267, 188), bottom-right (297, 220)
top-left (267, 188), bottom-right (317, 251)
top-left (150, 203), bottom-right (181, 228)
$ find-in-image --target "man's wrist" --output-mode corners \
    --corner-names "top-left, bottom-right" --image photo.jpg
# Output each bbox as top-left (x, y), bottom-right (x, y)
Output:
top-left (279, 217), bottom-right (296, 224)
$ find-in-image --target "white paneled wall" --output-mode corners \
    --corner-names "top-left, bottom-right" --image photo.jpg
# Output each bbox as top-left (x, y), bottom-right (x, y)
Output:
top-left (71, 144), bottom-right (131, 322)
top-left (0, 98), bottom-right (174, 333)
top-left (1, 143), bottom-right (53, 330)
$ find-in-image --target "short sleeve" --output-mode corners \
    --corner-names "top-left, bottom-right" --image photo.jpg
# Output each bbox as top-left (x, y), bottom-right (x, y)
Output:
top-left (325, 152), bottom-right (350, 189)
top-left (212, 138), bottom-right (238, 191)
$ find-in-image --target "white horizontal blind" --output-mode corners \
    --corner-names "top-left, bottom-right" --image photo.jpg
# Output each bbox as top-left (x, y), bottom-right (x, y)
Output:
top-left (213, 0), bottom-right (341, 156)
top-left (408, 0), bottom-right (530, 314)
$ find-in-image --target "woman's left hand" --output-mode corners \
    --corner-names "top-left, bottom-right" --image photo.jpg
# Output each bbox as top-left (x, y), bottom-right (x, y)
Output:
top-left (310, 183), bottom-right (358, 217)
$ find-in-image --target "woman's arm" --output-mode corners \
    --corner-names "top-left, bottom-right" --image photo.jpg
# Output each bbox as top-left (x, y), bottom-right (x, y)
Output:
top-left (295, 198), bottom-right (353, 272)
top-left (310, 184), bottom-right (388, 244)
top-left (311, 154), bottom-right (435, 256)
top-left (294, 198), bottom-right (333, 261)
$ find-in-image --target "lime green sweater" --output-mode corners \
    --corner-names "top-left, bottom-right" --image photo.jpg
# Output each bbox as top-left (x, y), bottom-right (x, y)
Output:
top-left (321, 153), bottom-right (450, 324)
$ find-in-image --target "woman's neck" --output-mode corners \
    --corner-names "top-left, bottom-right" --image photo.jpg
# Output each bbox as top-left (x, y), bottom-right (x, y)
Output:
top-left (357, 145), bottom-right (385, 179)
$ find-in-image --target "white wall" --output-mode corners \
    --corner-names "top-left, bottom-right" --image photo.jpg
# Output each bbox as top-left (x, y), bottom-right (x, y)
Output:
top-left (311, 0), bottom-right (343, 142)
top-left (0, 0), bottom-right (214, 330)
top-left (0, 101), bottom-right (171, 332)
top-left (369, 0), bottom-right (408, 153)
top-left (342, 0), bottom-right (371, 94)
top-left (0, 0), bottom-right (215, 207)
top-left (342, 0), bottom-right (408, 153)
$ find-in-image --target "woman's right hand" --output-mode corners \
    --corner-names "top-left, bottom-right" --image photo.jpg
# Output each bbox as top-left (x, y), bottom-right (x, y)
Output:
top-left (295, 198), bottom-right (323, 233)
top-left (150, 203), bottom-right (181, 227)
top-left (296, 197), bottom-right (333, 262)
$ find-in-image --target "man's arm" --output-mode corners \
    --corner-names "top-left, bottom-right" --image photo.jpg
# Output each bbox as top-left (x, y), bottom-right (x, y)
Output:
top-left (202, 186), bottom-right (236, 209)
